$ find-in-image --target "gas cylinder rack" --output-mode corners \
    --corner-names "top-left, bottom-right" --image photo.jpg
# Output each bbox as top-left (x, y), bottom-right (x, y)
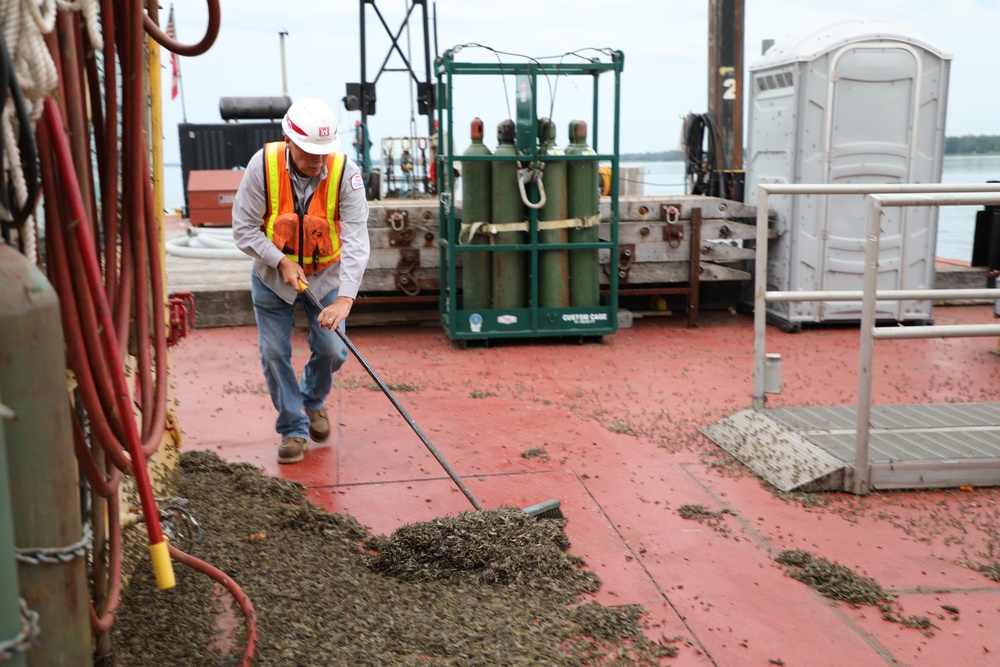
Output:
top-left (435, 48), bottom-right (624, 342)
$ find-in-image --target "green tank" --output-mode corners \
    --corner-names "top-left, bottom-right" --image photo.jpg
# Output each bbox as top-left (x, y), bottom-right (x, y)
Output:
top-left (491, 119), bottom-right (526, 309)
top-left (460, 118), bottom-right (492, 310)
top-left (0, 245), bottom-right (90, 666)
top-left (537, 118), bottom-right (569, 308)
top-left (565, 119), bottom-right (600, 307)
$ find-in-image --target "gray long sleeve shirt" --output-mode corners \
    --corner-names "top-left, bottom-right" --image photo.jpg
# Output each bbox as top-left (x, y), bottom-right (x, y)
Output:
top-left (232, 146), bottom-right (371, 303)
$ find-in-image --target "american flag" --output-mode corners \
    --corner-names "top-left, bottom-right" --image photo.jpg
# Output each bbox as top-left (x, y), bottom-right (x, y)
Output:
top-left (166, 4), bottom-right (179, 101)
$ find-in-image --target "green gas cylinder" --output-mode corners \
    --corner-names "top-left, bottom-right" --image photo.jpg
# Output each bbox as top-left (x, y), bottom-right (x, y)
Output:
top-left (0, 244), bottom-right (90, 666)
top-left (461, 118), bottom-right (492, 310)
top-left (565, 120), bottom-right (600, 307)
top-left (0, 393), bottom-right (26, 667)
top-left (491, 119), bottom-right (526, 309)
top-left (537, 118), bottom-right (569, 308)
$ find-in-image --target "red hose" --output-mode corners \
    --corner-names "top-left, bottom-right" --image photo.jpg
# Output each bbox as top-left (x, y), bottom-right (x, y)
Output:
top-left (168, 544), bottom-right (258, 666)
top-left (140, 160), bottom-right (169, 451)
top-left (55, 10), bottom-right (96, 239)
top-left (88, 486), bottom-right (123, 635)
top-left (36, 2), bottom-right (256, 661)
top-left (63, 214), bottom-right (129, 442)
top-left (71, 416), bottom-right (122, 499)
top-left (44, 120), bottom-right (125, 635)
top-left (39, 126), bottom-right (133, 474)
top-left (123, 0), bottom-right (152, 441)
top-left (142, 0), bottom-right (221, 57)
top-left (41, 164), bottom-right (128, 489)
top-left (101, 0), bottom-right (120, 309)
top-left (41, 95), bottom-right (166, 549)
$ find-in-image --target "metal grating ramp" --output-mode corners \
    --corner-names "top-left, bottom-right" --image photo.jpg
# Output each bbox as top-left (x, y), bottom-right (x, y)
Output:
top-left (701, 410), bottom-right (846, 492)
top-left (703, 402), bottom-right (1000, 492)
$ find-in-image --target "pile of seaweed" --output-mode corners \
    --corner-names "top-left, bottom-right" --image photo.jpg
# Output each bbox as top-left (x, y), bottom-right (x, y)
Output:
top-left (111, 451), bottom-right (679, 666)
top-left (775, 549), bottom-right (932, 631)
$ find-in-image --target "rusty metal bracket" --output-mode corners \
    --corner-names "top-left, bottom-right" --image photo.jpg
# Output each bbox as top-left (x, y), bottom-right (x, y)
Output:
top-left (385, 209), bottom-right (409, 231)
top-left (389, 227), bottom-right (416, 247)
top-left (394, 249), bottom-right (421, 296)
top-left (167, 292), bottom-right (195, 347)
top-left (616, 244), bottom-right (635, 282)
top-left (663, 224), bottom-right (684, 249)
top-left (602, 244), bottom-right (635, 281)
top-left (659, 203), bottom-right (682, 222)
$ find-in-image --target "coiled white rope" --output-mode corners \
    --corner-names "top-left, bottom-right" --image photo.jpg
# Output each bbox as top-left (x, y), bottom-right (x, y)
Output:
top-left (56, 0), bottom-right (103, 53)
top-left (2, 0), bottom-right (53, 259)
top-left (1, 0), bottom-right (100, 260)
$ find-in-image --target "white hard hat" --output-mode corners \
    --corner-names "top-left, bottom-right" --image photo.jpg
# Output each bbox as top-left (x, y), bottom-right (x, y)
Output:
top-left (283, 98), bottom-right (340, 155)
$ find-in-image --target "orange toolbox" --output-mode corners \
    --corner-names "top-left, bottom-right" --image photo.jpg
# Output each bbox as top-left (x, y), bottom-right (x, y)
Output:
top-left (186, 169), bottom-right (244, 227)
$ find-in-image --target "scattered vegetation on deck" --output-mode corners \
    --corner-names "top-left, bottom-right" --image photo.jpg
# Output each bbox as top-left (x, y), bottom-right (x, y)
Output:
top-left (113, 451), bottom-right (682, 666)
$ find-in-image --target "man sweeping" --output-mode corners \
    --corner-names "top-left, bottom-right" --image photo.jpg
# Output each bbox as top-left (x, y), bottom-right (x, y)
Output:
top-left (233, 97), bottom-right (371, 463)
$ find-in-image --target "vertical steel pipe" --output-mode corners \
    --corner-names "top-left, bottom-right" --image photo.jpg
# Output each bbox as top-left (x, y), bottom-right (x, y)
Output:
top-left (851, 196), bottom-right (883, 494)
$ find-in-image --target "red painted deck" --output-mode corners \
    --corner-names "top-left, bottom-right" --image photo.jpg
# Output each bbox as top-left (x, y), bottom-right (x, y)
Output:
top-left (172, 305), bottom-right (1000, 666)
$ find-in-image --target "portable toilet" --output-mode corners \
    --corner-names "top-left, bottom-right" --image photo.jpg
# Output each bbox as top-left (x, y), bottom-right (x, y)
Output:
top-left (745, 19), bottom-right (951, 328)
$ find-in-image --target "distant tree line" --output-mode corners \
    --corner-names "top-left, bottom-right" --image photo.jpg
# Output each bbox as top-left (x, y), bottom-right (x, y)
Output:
top-left (944, 135), bottom-right (1000, 155)
top-left (619, 150), bottom-right (683, 161)
top-left (622, 136), bottom-right (1000, 162)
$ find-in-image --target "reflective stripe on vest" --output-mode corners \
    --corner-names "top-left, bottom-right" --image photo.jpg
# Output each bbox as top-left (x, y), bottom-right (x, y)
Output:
top-left (263, 142), bottom-right (347, 275)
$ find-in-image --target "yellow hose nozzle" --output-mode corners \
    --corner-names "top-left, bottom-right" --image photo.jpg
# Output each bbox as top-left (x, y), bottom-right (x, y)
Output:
top-left (150, 540), bottom-right (176, 590)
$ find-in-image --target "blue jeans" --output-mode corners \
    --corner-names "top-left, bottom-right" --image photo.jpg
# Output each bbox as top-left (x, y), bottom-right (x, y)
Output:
top-left (250, 271), bottom-right (348, 440)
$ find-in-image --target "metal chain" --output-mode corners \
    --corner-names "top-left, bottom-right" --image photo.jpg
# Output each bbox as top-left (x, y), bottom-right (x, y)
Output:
top-left (15, 523), bottom-right (93, 565)
top-left (0, 598), bottom-right (40, 660)
top-left (158, 496), bottom-right (203, 545)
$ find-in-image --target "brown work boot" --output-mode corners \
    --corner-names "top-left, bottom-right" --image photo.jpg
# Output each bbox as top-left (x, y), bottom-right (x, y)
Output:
top-left (306, 407), bottom-right (330, 443)
top-left (277, 436), bottom-right (308, 464)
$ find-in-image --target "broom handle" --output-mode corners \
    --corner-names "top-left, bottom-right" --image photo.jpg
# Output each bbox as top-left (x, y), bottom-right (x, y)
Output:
top-left (299, 283), bottom-right (483, 511)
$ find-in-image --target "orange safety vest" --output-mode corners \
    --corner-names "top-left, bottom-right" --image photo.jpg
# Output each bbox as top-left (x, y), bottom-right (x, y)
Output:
top-left (262, 142), bottom-right (347, 276)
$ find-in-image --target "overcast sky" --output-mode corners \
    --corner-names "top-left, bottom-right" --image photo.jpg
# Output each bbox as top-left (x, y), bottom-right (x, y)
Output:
top-left (158, 0), bottom-right (1000, 164)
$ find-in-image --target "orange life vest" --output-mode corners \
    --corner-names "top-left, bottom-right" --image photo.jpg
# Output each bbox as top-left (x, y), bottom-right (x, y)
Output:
top-left (262, 142), bottom-right (347, 276)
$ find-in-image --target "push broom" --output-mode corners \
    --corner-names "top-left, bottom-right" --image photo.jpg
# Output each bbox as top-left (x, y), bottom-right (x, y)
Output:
top-left (299, 282), bottom-right (563, 519)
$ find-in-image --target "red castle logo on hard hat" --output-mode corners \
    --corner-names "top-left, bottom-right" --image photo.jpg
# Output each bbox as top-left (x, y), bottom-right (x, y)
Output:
top-left (319, 127), bottom-right (330, 137)
top-left (285, 117), bottom-right (306, 136)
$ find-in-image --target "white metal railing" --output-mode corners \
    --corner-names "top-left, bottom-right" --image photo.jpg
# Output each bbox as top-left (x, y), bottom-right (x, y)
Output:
top-left (751, 183), bottom-right (1000, 494)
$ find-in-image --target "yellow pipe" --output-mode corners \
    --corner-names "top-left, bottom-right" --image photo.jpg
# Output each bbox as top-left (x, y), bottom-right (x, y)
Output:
top-left (146, 7), bottom-right (180, 591)
top-left (148, 21), bottom-right (166, 240)
top-left (147, 9), bottom-right (171, 347)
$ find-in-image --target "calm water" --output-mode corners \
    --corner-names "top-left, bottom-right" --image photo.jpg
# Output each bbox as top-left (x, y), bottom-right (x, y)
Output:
top-left (620, 155), bottom-right (1000, 262)
top-left (163, 154), bottom-right (1000, 262)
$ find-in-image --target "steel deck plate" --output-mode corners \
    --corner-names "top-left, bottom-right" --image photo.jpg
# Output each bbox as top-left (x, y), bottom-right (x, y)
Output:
top-left (753, 403), bottom-right (1000, 490)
